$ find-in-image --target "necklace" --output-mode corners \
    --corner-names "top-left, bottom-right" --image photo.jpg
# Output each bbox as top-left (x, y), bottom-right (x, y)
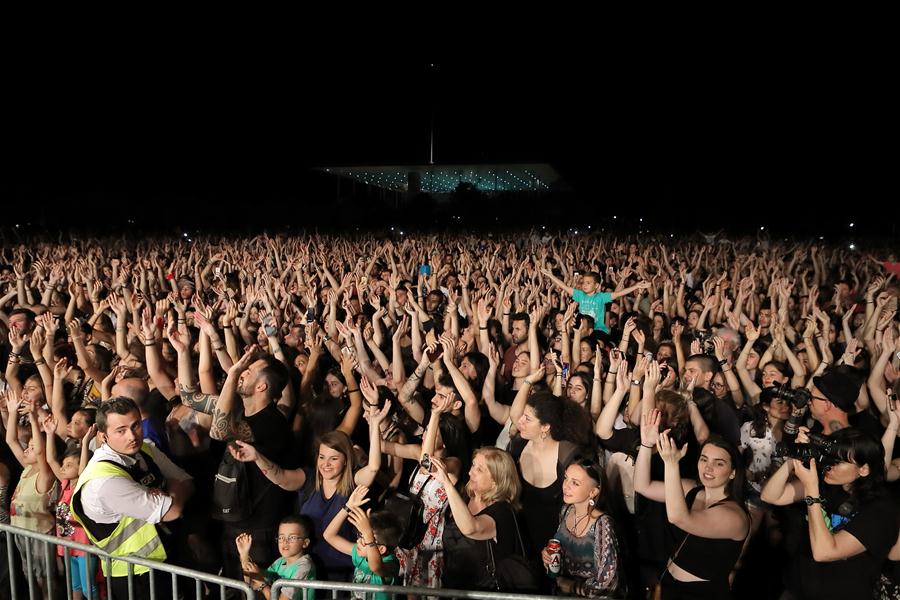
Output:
top-left (569, 508), bottom-right (592, 536)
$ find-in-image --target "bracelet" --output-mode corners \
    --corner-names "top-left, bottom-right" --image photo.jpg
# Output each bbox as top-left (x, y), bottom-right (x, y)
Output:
top-left (594, 378), bottom-right (602, 382)
top-left (630, 379), bottom-right (641, 386)
top-left (608, 370), bottom-right (618, 375)
top-left (479, 326), bottom-right (488, 330)
top-left (213, 345), bottom-right (225, 352)
top-left (722, 367), bottom-right (732, 372)
top-left (144, 341), bottom-right (158, 347)
top-left (9, 351), bottom-right (20, 358)
top-left (34, 359), bottom-right (46, 366)
top-left (640, 443), bottom-right (654, 449)
top-left (223, 325), bottom-right (232, 329)
top-left (503, 312), bottom-right (510, 316)
top-left (346, 388), bottom-right (359, 394)
top-left (556, 374), bottom-right (563, 378)
top-left (718, 358), bottom-right (728, 366)
top-left (342, 504), bottom-right (352, 514)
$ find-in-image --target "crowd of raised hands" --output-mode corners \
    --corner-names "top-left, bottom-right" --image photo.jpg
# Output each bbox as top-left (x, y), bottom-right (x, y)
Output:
top-left (1, 230), bottom-right (899, 598)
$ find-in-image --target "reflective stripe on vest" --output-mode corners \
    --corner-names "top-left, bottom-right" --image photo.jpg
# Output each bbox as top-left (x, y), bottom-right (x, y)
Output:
top-left (71, 443), bottom-right (167, 576)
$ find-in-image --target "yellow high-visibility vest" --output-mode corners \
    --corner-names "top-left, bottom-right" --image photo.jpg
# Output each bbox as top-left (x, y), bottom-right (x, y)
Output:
top-left (70, 443), bottom-right (167, 576)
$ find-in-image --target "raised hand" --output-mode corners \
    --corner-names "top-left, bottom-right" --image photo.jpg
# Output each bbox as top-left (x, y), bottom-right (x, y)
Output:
top-left (524, 365), bottom-right (546, 385)
top-left (53, 358), bottom-right (72, 381)
top-left (656, 429), bottom-right (688, 465)
top-left (744, 322), bottom-right (761, 342)
top-left (640, 409), bottom-right (662, 448)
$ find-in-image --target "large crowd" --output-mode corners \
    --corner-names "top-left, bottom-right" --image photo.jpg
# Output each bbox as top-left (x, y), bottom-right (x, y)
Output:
top-left (0, 231), bottom-right (898, 600)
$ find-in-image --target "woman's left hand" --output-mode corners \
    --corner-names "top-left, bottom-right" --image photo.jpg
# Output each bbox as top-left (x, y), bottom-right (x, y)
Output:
top-left (791, 458), bottom-right (820, 496)
top-left (657, 429), bottom-right (687, 465)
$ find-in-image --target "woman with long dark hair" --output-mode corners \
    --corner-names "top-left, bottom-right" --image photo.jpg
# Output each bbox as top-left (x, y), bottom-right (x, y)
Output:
top-left (542, 457), bottom-right (622, 597)
top-left (761, 428), bottom-right (899, 599)
top-left (635, 410), bottom-right (750, 599)
top-left (509, 384), bottom-right (592, 556)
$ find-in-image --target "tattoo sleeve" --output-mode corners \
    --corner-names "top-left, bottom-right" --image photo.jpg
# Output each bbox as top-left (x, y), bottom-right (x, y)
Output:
top-left (210, 405), bottom-right (254, 442)
top-left (179, 389), bottom-right (219, 415)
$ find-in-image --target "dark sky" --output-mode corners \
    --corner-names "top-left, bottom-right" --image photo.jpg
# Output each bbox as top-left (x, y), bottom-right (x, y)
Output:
top-left (2, 55), bottom-right (895, 237)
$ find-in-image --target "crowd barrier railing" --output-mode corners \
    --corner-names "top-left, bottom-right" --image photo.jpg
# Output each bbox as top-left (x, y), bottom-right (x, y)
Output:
top-left (0, 523), bottom-right (254, 600)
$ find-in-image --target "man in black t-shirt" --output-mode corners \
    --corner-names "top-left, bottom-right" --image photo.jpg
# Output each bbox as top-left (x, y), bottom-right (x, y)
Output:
top-left (178, 347), bottom-right (291, 581)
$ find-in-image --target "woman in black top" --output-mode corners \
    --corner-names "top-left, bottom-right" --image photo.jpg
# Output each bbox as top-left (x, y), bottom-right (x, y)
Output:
top-left (430, 447), bottom-right (522, 591)
top-left (761, 428), bottom-right (899, 600)
top-left (634, 410), bottom-right (750, 599)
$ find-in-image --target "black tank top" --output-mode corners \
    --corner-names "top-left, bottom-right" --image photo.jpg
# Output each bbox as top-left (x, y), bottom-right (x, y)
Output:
top-left (672, 486), bottom-right (747, 583)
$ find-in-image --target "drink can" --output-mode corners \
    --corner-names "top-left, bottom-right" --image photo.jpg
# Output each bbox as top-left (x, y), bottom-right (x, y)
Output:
top-left (546, 539), bottom-right (562, 576)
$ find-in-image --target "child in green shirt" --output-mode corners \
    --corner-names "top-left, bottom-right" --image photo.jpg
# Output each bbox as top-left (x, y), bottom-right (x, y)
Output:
top-left (324, 485), bottom-right (403, 600)
top-left (236, 515), bottom-right (316, 599)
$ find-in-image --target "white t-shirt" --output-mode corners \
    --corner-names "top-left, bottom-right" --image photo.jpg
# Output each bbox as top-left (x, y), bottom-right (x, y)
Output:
top-left (80, 442), bottom-right (192, 525)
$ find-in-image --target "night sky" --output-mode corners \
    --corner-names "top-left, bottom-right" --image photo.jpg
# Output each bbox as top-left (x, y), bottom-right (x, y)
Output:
top-left (2, 58), bottom-right (895, 238)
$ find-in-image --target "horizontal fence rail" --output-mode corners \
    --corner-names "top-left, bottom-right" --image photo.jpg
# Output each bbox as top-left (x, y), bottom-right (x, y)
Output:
top-left (0, 523), bottom-right (254, 600)
top-left (271, 578), bottom-right (615, 600)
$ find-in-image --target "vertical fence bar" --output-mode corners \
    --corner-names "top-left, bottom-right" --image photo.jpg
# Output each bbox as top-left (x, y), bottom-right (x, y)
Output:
top-left (5, 532), bottom-right (17, 600)
top-left (127, 562), bottom-right (135, 600)
top-left (195, 578), bottom-right (202, 600)
top-left (44, 540), bottom-right (54, 600)
top-left (171, 571), bottom-right (178, 600)
top-left (63, 546), bottom-right (73, 600)
top-left (24, 536), bottom-right (36, 600)
top-left (84, 552), bottom-right (96, 600)
top-left (149, 567), bottom-right (156, 600)
top-left (105, 557), bottom-right (114, 600)
top-left (220, 583), bottom-right (226, 600)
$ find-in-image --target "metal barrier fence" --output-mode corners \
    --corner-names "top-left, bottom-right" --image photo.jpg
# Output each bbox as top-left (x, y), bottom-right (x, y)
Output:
top-left (271, 579), bottom-right (615, 600)
top-left (0, 523), bottom-right (254, 600)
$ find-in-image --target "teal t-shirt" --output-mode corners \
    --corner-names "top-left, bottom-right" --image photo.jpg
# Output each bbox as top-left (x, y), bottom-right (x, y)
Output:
top-left (572, 289), bottom-right (613, 333)
top-left (266, 555), bottom-right (316, 600)
top-left (351, 544), bottom-right (400, 600)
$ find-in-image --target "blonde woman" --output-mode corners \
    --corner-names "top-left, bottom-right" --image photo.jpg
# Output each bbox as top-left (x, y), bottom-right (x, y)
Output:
top-left (430, 447), bottom-right (523, 591)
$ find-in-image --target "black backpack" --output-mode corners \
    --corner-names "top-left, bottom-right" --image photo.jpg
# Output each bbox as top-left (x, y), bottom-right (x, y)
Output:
top-left (382, 472), bottom-right (433, 550)
top-left (211, 450), bottom-right (267, 522)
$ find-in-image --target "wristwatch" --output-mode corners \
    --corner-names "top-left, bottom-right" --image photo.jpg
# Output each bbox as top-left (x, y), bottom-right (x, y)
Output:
top-left (630, 379), bottom-right (641, 386)
top-left (804, 495), bottom-right (824, 506)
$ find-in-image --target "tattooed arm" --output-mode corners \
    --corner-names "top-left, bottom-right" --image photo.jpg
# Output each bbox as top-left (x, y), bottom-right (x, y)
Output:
top-left (228, 440), bottom-right (308, 491)
top-left (179, 389), bottom-right (220, 415)
top-left (209, 345), bottom-right (257, 442)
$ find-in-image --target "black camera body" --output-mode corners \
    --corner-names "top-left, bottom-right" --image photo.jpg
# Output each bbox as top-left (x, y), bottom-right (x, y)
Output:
top-left (775, 432), bottom-right (839, 469)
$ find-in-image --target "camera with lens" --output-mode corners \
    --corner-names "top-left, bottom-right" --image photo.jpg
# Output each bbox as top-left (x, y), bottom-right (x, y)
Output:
top-left (775, 432), bottom-right (838, 468)
top-left (772, 382), bottom-right (812, 409)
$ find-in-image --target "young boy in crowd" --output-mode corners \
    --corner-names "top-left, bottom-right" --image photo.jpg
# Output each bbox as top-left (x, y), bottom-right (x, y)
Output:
top-left (236, 515), bottom-right (316, 600)
top-left (323, 486), bottom-right (402, 600)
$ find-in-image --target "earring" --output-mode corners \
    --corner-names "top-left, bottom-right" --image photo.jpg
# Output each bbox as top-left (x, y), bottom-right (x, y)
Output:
top-left (540, 431), bottom-right (548, 440)
top-left (588, 498), bottom-right (595, 507)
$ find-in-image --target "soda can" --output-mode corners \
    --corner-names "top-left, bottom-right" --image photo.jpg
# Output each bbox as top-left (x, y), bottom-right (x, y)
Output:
top-left (546, 539), bottom-right (562, 576)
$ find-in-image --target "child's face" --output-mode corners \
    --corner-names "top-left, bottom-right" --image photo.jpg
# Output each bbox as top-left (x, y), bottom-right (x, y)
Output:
top-left (60, 456), bottom-right (80, 481)
top-left (276, 523), bottom-right (307, 559)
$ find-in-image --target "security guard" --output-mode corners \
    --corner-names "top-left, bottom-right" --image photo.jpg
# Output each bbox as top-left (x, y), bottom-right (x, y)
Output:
top-left (71, 397), bottom-right (193, 600)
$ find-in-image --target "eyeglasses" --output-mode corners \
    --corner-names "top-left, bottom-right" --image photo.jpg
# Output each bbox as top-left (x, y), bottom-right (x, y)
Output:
top-left (810, 395), bottom-right (830, 404)
top-left (710, 382), bottom-right (726, 390)
top-left (276, 535), bottom-right (306, 543)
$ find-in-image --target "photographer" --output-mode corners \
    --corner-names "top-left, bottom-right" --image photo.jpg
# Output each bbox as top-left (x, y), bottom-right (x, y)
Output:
top-left (760, 428), bottom-right (898, 599)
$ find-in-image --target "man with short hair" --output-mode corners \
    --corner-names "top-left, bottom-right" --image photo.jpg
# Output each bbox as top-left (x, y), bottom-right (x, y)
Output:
top-left (683, 354), bottom-right (741, 446)
top-left (178, 347), bottom-right (292, 582)
top-left (71, 397), bottom-right (192, 600)
top-left (501, 312), bottom-right (530, 380)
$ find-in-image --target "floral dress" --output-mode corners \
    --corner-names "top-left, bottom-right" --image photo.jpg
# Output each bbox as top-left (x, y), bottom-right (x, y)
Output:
top-left (400, 469), bottom-right (449, 588)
